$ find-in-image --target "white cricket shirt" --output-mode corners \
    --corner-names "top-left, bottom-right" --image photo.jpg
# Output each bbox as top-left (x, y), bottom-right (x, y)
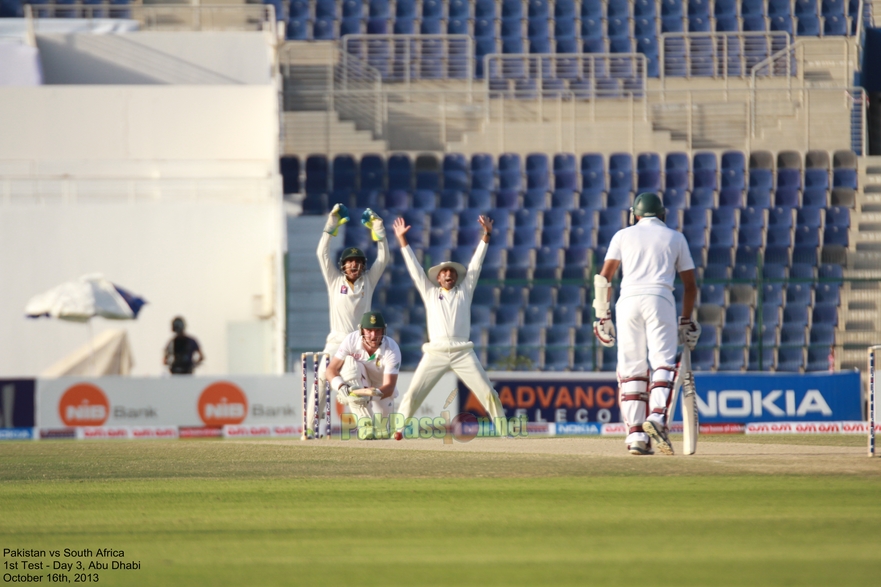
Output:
top-left (605, 217), bottom-right (695, 303)
top-left (334, 330), bottom-right (401, 389)
top-left (401, 240), bottom-right (487, 345)
top-left (317, 232), bottom-right (389, 352)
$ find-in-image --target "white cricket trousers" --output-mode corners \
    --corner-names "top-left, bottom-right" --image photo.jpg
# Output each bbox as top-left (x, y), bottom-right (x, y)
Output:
top-left (615, 294), bottom-right (678, 445)
top-left (397, 346), bottom-right (505, 426)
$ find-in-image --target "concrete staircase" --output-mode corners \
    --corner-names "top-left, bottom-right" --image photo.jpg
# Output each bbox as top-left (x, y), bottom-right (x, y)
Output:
top-left (285, 215), bottom-right (330, 363)
top-left (281, 111), bottom-right (387, 155)
top-left (836, 156), bottom-right (881, 373)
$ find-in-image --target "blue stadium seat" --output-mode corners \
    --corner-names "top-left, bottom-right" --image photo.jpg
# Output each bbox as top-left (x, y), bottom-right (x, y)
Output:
top-left (796, 0), bottom-right (819, 16)
top-left (557, 284), bottom-right (584, 306)
top-left (305, 154), bottom-right (329, 198)
top-left (551, 304), bottom-right (581, 326)
top-left (471, 304), bottom-right (492, 329)
top-left (502, 245), bottom-right (535, 280)
top-left (664, 153), bottom-right (688, 173)
top-left (688, 0), bottom-right (710, 16)
top-left (822, 0), bottom-right (845, 16)
top-left (716, 14), bottom-right (740, 31)
top-left (701, 283), bottom-right (726, 305)
top-left (824, 14), bottom-right (847, 34)
top-left (732, 263), bottom-right (757, 280)
top-left (289, 0), bottom-right (310, 18)
top-left (562, 247), bottom-right (591, 280)
top-left (783, 305), bottom-right (810, 327)
top-left (280, 155), bottom-right (300, 195)
top-left (810, 324), bottom-right (835, 346)
top-left (523, 305), bottom-right (550, 327)
top-left (776, 347), bottom-right (805, 372)
top-left (570, 208), bottom-right (596, 229)
top-left (631, 0), bottom-right (655, 17)
top-left (661, 0), bottom-right (684, 17)
top-left (607, 0), bottom-right (631, 17)
top-left (815, 283), bottom-right (841, 306)
top-left (531, 246), bottom-right (560, 280)
top-left (714, 0), bottom-right (737, 15)
top-left (662, 15), bottom-right (685, 32)
top-left (581, 0), bottom-right (603, 18)
top-left (833, 168), bottom-right (858, 189)
top-left (635, 17), bottom-right (657, 37)
top-left (796, 14), bottom-right (822, 34)
top-left (315, 0), bottom-right (337, 18)
top-left (473, 285), bottom-right (498, 306)
top-left (813, 303), bottom-right (838, 326)
top-left (287, 18), bottom-right (310, 40)
top-left (819, 263), bottom-right (844, 281)
top-left (368, 0), bottom-right (389, 18)
top-left (726, 304), bottom-right (753, 328)
top-left (330, 154), bottom-right (357, 206)
top-left (719, 347), bottom-right (747, 371)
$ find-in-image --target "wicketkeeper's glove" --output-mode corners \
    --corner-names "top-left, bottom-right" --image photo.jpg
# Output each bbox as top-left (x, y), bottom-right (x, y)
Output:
top-left (678, 317), bottom-right (701, 350)
top-left (361, 208), bottom-right (385, 242)
top-left (324, 203), bottom-right (350, 237)
top-left (593, 312), bottom-right (616, 347)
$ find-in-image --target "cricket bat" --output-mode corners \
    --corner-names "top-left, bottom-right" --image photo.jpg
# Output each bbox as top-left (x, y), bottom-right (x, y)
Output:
top-left (680, 347), bottom-right (698, 455)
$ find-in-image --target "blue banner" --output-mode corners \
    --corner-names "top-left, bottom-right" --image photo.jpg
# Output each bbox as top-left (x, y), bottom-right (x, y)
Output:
top-left (0, 379), bottom-right (35, 428)
top-left (458, 376), bottom-right (621, 424)
top-left (688, 372), bottom-right (862, 423)
top-left (0, 428), bottom-right (35, 441)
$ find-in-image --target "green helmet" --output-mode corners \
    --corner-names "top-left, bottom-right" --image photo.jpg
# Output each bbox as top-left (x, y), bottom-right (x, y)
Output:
top-left (339, 247), bottom-right (366, 271)
top-left (359, 311), bottom-right (386, 330)
top-left (631, 192), bottom-right (666, 221)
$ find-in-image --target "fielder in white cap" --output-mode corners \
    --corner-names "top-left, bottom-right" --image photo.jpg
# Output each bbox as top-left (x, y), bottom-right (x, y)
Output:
top-left (391, 215), bottom-right (505, 438)
top-left (307, 204), bottom-right (389, 439)
top-left (593, 192), bottom-right (700, 456)
top-left (327, 311), bottom-right (401, 440)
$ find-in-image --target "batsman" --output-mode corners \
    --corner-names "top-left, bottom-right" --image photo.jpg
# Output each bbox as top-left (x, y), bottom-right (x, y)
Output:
top-left (308, 204), bottom-right (389, 438)
top-left (593, 192), bottom-right (700, 456)
top-left (327, 311), bottom-right (401, 440)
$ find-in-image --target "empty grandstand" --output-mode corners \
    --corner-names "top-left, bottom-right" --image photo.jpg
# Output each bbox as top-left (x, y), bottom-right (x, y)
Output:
top-left (1, 1), bottom-right (879, 382)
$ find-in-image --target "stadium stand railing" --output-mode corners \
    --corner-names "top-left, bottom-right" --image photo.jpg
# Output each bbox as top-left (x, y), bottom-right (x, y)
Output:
top-left (17, 2), bottom-right (279, 33)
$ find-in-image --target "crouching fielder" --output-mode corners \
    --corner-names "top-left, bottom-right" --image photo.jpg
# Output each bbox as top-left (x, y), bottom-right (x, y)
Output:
top-left (391, 216), bottom-right (505, 439)
top-left (593, 192), bottom-right (700, 456)
top-left (327, 311), bottom-right (400, 440)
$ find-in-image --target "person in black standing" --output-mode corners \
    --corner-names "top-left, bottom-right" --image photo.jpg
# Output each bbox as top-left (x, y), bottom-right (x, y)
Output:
top-left (164, 316), bottom-right (203, 375)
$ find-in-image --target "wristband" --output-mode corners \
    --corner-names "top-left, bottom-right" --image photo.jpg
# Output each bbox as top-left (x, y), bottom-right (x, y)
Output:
top-left (331, 376), bottom-right (345, 392)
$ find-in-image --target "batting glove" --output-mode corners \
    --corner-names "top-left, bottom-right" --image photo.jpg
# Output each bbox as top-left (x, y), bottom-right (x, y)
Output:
top-left (324, 203), bottom-right (350, 237)
top-left (593, 313), bottom-right (616, 347)
top-left (362, 208), bottom-right (386, 242)
top-left (678, 317), bottom-right (701, 350)
top-left (335, 384), bottom-right (352, 406)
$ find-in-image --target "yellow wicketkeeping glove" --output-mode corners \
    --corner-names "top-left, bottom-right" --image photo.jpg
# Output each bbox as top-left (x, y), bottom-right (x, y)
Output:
top-left (361, 208), bottom-right (386, 242)
top-left (324, 203), bottom-right (350, 237)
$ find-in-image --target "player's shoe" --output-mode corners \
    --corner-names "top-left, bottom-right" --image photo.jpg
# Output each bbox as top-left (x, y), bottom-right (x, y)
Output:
top-left (643, 420), bottom-right (674, 455)
top-left (300, 428), bottom-right (314, 441)
top-left (393, 431), bottom-right (403, 441)
top-left (628, 440), bottom-right (653, 456)
top-left (358, 423), bottom-right (376, 440)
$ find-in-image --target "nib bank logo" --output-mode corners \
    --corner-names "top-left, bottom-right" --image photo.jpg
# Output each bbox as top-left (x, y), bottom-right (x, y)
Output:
top-left (59, 384), bottom-right (110, 426)
top-left (198, 382), bottom-right (248, 426)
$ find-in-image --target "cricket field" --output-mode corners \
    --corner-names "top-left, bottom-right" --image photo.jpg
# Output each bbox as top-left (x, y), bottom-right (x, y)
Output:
top-left (1, 435), bottom-right (880, 586)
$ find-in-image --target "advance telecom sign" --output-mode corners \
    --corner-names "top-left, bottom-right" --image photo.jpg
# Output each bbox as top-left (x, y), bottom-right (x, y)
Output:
top-left (686, 371), bottom-right (862, 423)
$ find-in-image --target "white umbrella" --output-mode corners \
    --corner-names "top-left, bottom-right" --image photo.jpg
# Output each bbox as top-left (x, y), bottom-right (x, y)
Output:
top-left (25, 274), bottom-right (147, 322)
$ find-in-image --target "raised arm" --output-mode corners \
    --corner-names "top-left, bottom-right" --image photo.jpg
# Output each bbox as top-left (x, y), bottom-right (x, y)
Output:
top-left (317, 205), bottom-right (349, 284)
top-left (393, 217), bottom-right (430, 297)
top-left (367, 211), bottom-right (389, 285)
top-left (462, 215), bottom-right (492, 294)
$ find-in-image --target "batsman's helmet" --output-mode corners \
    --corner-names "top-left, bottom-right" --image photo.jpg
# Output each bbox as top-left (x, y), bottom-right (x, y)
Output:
top-left (171, 316), bottom-right (185, 334)
top-left (339, 247), bottom-right (366, 271)
top-left (631, 192), bottom-right (666, 223)
top-left (359, 311), bottom-right (386, 330)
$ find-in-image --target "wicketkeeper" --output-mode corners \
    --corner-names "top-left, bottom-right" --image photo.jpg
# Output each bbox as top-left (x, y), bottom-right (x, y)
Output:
top-left (328, 311), bottom-right (401, 440)
top-left (308, 204), bottom-right (389, 438)
top-left (391, 215), bottom-right (505, 439)
top-left (593, 192), bottom-right (700, 455)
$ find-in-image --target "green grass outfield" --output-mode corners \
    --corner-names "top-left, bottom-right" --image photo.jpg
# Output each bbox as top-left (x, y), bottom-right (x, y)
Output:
top-left (1, 437), bottom-right (880, 587)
